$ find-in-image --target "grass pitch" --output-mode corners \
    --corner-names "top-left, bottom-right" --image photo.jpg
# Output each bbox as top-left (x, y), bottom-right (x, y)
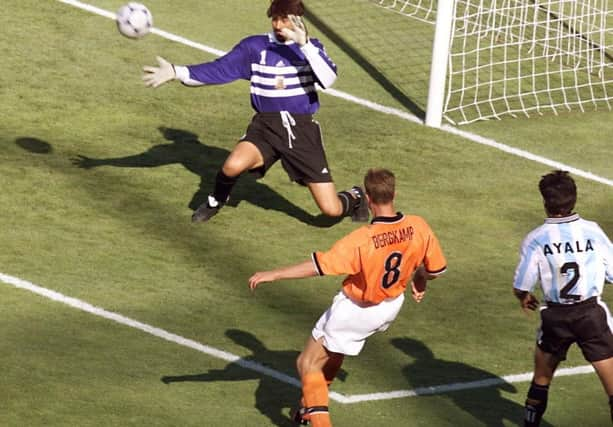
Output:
top-left (1, 1), bottom-right (612, 426)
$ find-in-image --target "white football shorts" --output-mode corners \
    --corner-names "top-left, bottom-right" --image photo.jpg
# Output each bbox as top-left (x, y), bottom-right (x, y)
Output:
top-left (312, 290), bottom-right (405, 356)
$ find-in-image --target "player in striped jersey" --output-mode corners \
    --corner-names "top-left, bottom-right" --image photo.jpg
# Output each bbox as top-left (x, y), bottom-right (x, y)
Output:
top-left (513, 170), bottom-right (613, 426)
top-left (249, 168), bottom-right (447, 426)
top-left (142, 0), bottom-right (368, 224)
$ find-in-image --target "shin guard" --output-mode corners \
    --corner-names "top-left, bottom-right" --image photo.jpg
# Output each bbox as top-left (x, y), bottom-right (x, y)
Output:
top-left (524, 382), bottom-right (549, 427)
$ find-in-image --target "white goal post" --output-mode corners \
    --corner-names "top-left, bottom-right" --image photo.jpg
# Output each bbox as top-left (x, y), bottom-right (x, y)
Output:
top-left (375, 0), bottom-right (613, 127)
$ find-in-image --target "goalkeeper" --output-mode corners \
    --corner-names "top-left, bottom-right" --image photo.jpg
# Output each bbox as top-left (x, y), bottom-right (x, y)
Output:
top-left (142, 0), bottom-right (368, 224)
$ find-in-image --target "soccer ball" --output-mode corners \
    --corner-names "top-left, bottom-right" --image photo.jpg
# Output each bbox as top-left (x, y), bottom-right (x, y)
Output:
top-left (116, 3), bottom-right (153, 39)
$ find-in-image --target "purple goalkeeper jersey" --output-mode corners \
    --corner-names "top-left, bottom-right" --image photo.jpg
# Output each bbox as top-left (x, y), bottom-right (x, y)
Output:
top-left (179, 33), bottom-right (337, 114)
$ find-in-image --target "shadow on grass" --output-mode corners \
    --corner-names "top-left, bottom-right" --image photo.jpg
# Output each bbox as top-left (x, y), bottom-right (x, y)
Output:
top-left (304, 6), bottom-right (425, 120)
top-left (69, 127), bottom-right (341, 228)
top-left (160, 329), bottom-right (345, 427)
top-left (391, 337), bottom-right (554, 427)
top-left (15, 136), bottom-right (53, 154)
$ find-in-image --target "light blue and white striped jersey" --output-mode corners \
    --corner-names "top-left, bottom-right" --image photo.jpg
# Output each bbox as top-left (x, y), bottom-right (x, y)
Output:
top-left (513, 214), bottom-right (613, 304)
top-left (174, 33), bottom-right (337, 114)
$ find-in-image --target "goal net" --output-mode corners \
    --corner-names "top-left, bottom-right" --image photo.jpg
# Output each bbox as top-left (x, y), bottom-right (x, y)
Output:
top-left (373, 0), bottom-right (613, 126)
top-left (373, 0), bottom-right (437, 23)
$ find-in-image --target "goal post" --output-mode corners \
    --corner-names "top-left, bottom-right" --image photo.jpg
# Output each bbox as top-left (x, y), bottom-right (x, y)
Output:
top-left (373, 0), bottom-right (613, 127)
top-left (425, 0), bottom-right (454, 127)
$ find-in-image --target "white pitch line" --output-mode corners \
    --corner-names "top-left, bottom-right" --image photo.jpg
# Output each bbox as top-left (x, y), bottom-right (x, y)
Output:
top-left (443, 125), bottom-right (613, 187)
top-left (56, 0), bottom-right (115, 19)
top-left (56, 0), bottom-right (612, 188)
top-left (0, 272), bottom-right (597, 404)
top-left (340, 365), bottom-right (595, 403)
top-left (0, 272), bottom-right (300, 390)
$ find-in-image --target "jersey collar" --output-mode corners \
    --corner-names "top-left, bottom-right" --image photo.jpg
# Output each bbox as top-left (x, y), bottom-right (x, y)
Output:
top-left (371, 212), bottom-right (404, 224)
top-left (544, 213), bottom-right (580, 224)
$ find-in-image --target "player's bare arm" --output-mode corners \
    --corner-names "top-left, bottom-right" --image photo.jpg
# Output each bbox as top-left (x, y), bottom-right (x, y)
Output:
top-left (249, 260), bottom-right (318, 291)
top-left (411, 266), bottom-right (438, 303)
top-left (513, 288), bottom-right (539, 311)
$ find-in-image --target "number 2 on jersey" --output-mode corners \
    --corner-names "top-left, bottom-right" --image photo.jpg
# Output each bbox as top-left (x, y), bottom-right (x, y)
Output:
top-left (382, 252), bottom-right (403, 289)
top-left (560, 261), bottom-right (581, 301)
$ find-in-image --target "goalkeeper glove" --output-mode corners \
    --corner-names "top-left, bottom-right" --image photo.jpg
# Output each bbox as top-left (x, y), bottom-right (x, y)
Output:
top-left (281, 15), bottom-right (307, 46)
top-left (142, 56), bottom-right (176, 88)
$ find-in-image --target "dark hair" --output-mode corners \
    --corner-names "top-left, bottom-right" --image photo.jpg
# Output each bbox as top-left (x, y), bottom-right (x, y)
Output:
top-left (267, 0), bottom-right (305, 17)
top-left (364, 168), bottom-right (395, 204)
top-left (539, 170), bottom-right (577, 216)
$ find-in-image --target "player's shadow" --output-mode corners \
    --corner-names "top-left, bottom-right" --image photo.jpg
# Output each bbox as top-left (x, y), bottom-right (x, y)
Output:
top-left (70, 127), bottom-right (341, 227)
top-left (160, 329), bottom-right (347, 426)
top-left (391, 337), bottom-right (553, 427)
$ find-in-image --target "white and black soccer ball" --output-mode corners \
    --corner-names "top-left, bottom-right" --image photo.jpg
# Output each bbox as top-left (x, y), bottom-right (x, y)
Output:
top-left (116, 3), bottom-right (152, 39)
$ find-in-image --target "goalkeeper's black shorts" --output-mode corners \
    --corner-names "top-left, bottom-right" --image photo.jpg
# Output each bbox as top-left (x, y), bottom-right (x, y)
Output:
top-left (240, 112), bottom-right (333, 186)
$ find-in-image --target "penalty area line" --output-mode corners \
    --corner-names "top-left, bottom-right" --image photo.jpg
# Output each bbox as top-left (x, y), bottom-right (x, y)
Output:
top-left (0, 272), bottom-right (301, 391)
top-left (0, 272), bottom-right (597, 404)
top-left (340, 365), bottom-right (595, 403)
top-left (56, 0), bottom-right (612, 188)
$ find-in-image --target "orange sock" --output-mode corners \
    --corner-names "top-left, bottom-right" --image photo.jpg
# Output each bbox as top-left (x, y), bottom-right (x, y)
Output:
top-left (302, 371), bottom-right (332, 427)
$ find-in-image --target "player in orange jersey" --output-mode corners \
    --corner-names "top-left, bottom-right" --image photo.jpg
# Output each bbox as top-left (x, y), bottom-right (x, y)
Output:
top-left (249, 168), bottom-right (447, 426)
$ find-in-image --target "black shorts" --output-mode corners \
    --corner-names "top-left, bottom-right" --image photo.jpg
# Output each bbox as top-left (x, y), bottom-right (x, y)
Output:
top-left (239, 112), bottom-right (333, 186)
top-left (537, 297), bottom-right (613, 362)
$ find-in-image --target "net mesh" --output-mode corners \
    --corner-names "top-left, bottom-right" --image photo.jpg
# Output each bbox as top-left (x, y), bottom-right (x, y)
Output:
top-left (370, 0), bottom-right (613, 124)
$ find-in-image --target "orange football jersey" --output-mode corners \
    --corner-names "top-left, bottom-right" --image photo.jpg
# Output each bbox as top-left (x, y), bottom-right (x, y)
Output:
top-left (313, 213), bottom-right (446, 305)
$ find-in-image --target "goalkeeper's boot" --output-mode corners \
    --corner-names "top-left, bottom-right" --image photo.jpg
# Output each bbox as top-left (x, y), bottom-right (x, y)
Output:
top-left (290, 406), bottom-right (309, 425)
top-left (350, 186), bottom-right (369, 222)
top-left (191, 195), bottom-right (226, 223)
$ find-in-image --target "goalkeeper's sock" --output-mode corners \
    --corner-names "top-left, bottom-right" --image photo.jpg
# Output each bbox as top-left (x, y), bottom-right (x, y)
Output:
top-left (609, 395), bottom-right (613, 423)
top-left (211, 170), bottom-right (238, 206)
top-left (524, 382), bottom-right (549, 427)
top-left (337, 190), bottom-right (356, 217)
top-left (302, 371), bottom-right (331, 427)
top-left (337, 187), bottom-right (368, 221)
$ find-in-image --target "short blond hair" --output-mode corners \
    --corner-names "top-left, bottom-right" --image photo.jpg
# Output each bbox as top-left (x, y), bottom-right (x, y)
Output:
top-left (364, 168), bottom-right (395, 204)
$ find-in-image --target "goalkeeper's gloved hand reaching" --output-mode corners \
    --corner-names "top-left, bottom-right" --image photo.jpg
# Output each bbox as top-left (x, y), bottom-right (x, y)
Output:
top-left (142, 56), bottom-right (176, 88)
top-left (281, 15), bottom-right (308, 46)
